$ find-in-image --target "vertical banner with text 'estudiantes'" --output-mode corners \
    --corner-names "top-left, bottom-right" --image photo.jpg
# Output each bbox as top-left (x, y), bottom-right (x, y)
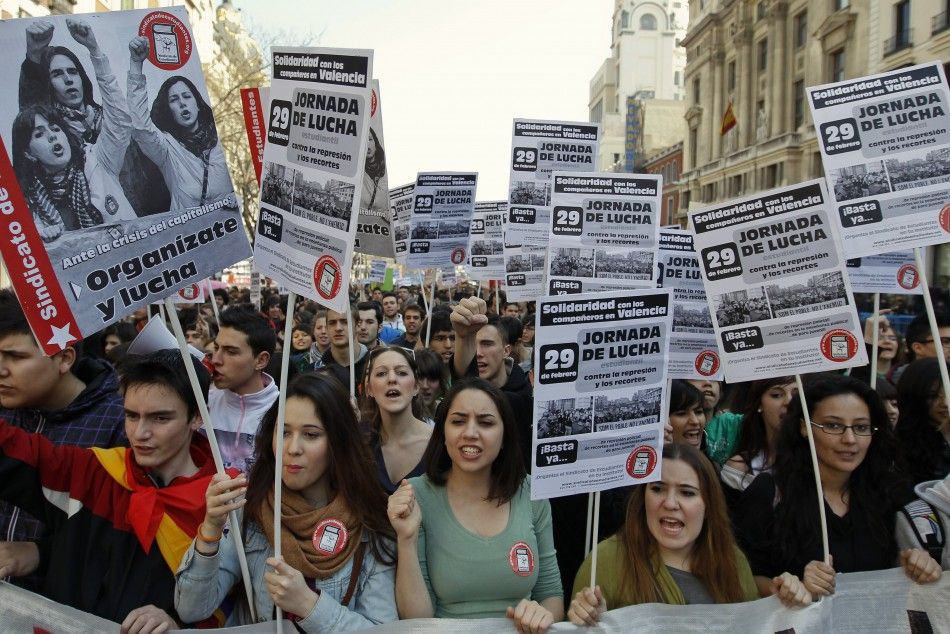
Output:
top-left (240, 86), bottom-right (266, 184)
top-left (531, 289), bottom-right (671, 500)
top-left (808, 62), bottom-right (950, 258)
top-left (253, 47), bottom-right (373, 312)
top-left (690, 179), bottom-right (868, 383)
top-left (0, 8), bottom-right (250, 355)
top-left (405, 172), bottom-right (477, 270)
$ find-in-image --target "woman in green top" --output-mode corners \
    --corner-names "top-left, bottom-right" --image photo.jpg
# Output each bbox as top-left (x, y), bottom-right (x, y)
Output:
top-left (568, 444), bottom-right (811, 625)
top-left (388, 378), bottom-right (564, 632)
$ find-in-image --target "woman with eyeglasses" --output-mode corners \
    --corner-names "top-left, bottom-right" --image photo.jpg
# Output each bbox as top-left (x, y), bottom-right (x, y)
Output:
top-left (737, 375), bottom-right (941, 599)
top-left (360, 346), bottom-right (433, 494)
top-left (895, 358), bottom-right (950, 484)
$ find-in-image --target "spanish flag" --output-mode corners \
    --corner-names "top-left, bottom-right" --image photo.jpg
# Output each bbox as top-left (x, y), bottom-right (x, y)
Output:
top-left (720, 101), bottom-right (737, 136)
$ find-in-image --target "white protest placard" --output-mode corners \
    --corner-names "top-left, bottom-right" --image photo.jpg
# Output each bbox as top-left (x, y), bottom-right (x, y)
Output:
top-left (504, 119), bottom-right (600, 300)
top-left (845, 250), bottom-right (923, 295)
top-left (467, 201), bottom-right (506, 280)
top-left (406, 172), bottom-right (477, 269)
top-left (441, 268), bottom-right (457, 286)
top-left (808, 62), bottom-right (950, 258)
top-left (252, 47), bottom-right (373, 311)
top-left (690, 180), bottom-right (868, 383)
top-left (249, 269), bottom-right (262, 306)
top-left (656, 228), bottom-right (723, 380)
top-left (354, 80), bottom-right (394, 257)
top-left (390, 182), bottom-right (414, 266)
top-left (368, 258), bottom-right (387, 283)
top-left (531, 289), bottom-right (670, 499)
top-left (0, 8), bottom-right (250, 355)
top-left (546, 172), bottom-right (660, 295)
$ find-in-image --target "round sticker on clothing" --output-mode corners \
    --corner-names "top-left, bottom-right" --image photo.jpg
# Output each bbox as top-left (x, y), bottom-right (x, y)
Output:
top-left (312, 519), bottom-right (348, 556)
top-left (508, 541), bottom-right (534, 576)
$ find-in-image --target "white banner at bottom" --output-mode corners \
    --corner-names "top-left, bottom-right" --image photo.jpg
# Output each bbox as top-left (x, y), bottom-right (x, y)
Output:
top-left (1, 568), bottom-right (947, 632)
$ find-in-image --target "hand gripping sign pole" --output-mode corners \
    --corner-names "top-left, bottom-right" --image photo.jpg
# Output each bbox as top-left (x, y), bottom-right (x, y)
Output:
top-left (272, 291), bottom-right (297, 632)
top-left (164, 297), bottom-right (258, 622)
top-left (914, 248), bottom-right (950, 417)
top-left (795, 374), bottom-right (831, 563)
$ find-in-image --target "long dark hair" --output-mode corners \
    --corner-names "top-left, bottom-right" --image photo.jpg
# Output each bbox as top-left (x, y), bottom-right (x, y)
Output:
top-left (149, 75), bottom-right (216, 153)
top-left (364, 127), bottom-right (385, 180)
top-left (619, 443), bottom-right (745, 604)
top-left (422, 378), bottom-right (525, 503)
top-left (41, 46), bottom-right (97, 110)
top-left (772, 374), bottom-right (909, 569)
top-left (669, 379), bottom-right (705, 448)
top-left (895, 358), bottom-right (949, 483)
top-left (733, 376), bottom-right (795, 468)
top-left (244, 373), bottom-right (395, 564)
top-left (11, 104), bottom-right (84, 183)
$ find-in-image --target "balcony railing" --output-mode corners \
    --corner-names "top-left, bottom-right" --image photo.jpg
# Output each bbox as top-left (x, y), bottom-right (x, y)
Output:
top-left (883, 28), bottom-right (914, 56)
top-left (933, 11), bottom-right (950, 35)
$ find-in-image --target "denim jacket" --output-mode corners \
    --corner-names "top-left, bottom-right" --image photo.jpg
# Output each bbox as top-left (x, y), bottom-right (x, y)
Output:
top-left (174, 515), bottom-right (397, 632)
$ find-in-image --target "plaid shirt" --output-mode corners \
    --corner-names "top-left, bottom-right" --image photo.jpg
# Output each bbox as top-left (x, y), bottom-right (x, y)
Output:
top-left (0, 357), bottom-right (126, 545)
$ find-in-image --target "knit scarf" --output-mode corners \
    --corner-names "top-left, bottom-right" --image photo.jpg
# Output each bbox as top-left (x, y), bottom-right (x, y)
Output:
top-left (54, 101), bottom-right (102, 146)
top-left (261, 489), bottom-right (362, 580)
top-left (30, 163), bottom-right (101, 232)
top-left (177, 122), bottom-right (218, 160)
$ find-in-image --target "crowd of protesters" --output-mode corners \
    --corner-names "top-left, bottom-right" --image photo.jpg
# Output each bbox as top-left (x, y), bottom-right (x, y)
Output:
top-left (0, 280), bottom-right (947, 633)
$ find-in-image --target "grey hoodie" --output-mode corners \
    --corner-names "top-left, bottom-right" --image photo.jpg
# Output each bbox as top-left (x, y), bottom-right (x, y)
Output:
top-left (895, 475), bottom-right (950, 570)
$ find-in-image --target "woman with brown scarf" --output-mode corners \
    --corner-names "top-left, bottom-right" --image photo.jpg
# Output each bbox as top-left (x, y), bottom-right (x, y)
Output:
top-left (175, 373), bottom-right (398, 631)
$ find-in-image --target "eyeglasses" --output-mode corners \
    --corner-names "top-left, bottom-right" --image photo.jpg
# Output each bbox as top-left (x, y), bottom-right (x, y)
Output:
top-left (922, 337), bottom-right (950, 348)
top-left (810, 421), bottom-right (877, 436)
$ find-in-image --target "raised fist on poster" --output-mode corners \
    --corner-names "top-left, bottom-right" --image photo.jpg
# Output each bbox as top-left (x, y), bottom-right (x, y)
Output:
top-left (25, 19), bottom-right (54, 64)
top-left (66, 18), bottom-right (100, 56)
top-left (129, 35), bottom-right (149, 66)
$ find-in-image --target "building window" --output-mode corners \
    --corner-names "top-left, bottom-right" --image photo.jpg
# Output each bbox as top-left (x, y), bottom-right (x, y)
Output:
top-left (812, 152), bottom-right (824, 178)
top-left (667, 197), bottom-right (675, 224)
top-left (674, 71), bottom-right (680, 86)
top-left (621, 10), bottom-right (630, 29)
top-left (757, 2), bottom-right (767, 20)
top-left (640, 14), bottom-right (658, 30)
top-left (693, 77), bottom-right (701, 104)
top-left (793, 80), bottom-right (805, 128)
top-left (894, 1), bottom-right (911, 47)
top-left (830, 49), bottom-right (845, 82)
top-left (765, 163), bottom-right (781, 188)
top-left (122, 0), bottom-right (136, 9)
top-left (689, 127), bottom-right (698, 167)
top-left (757, 39), bottom-right (768, 72)
top-left (794, 12), bottom-right (807, 49)
top-left (833, 0), bottom-right (850, 11)
top-left (727, 61), bottom-right (736, 91)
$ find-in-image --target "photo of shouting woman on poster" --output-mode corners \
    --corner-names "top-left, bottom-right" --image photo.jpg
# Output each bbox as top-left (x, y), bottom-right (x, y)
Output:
top-left (14, 18), bottom-right (140, 239)
top-left (127, 36), bottom-right (233, 211)
top-left (362, 127), bottom-right (386, 211)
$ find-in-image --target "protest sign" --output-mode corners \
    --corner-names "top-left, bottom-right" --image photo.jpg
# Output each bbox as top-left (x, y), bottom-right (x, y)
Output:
top-left (354, 80), bottom-right (393, 257)
top-left (368, 258), bottom-right (386, 283)
top-left (690, 180), bottom-right (868, 382)
top-left (656, 228), bottom-right (722, 380)
top-left (390, 182), bottom-right (414, 265)
top-left (808, 62), bottom-right (950, 258)
top-left (240, 86), bottom-right (266, 184)
top-left (504, 119), bottom-right (600, 301)
top-left (546, 172), bottom-right (660, 295)
top-left (845, 250), bottom-right (923, 295)
top-left (0, 8), bottom-right (250, 355)
top-left (531, 289), bottom-right (670, 499)
top-left (467, 200), bottom-right (506, 280)
top-left (252, 47), bottom-right (373, 312)
top-left (405, 172), bottom-right (478, 269)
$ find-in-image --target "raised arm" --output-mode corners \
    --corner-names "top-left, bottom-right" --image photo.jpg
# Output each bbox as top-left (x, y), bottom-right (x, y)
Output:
top-left (19, 19), bottom-right (54, 109)
top-left (126, 37), bottom-right (170, 169)
top-left (450, 297), bottom-right (488, 378)
top-left (387, 479), bottom-right (435, 618)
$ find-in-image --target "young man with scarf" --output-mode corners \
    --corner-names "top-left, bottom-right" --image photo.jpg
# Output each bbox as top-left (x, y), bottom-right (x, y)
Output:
top-left (0, 350), bottom-right (221, 632)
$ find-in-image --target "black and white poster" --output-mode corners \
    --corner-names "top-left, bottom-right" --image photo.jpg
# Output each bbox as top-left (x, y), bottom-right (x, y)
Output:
top-left (531, 289), bottom-right (670, 499)
top-left (690, 180), bottom-right (868, 382)
top-left (808, 62), bottom-right (950, 257)
top-left (0, 9), bottom-right (250, 354)
top-left (546, 172), bottom-right (659, 295)
top-left (390, 181), bottom-right (414, 266)
top-left (845, 250), bottom-right (923, 295)
top-left (253, 46), bottom-right (373, 312)
top-left (354, 79), bottom-right (393, 257)
top-left (467, 200), bottom-right (506, 280)
top-left (405, 172), bottom-right (477, 269)
top-left (656, 228), bottom-right (722, 380)
top-left (504, 119), bottom-right (600, 300)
